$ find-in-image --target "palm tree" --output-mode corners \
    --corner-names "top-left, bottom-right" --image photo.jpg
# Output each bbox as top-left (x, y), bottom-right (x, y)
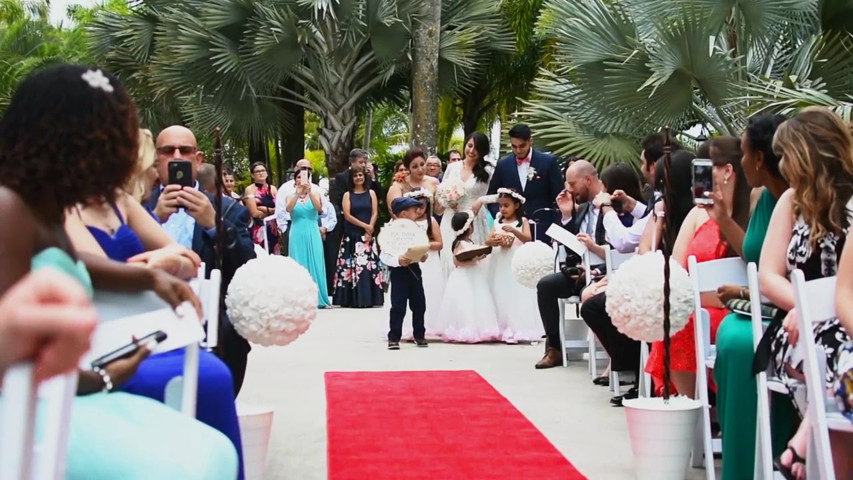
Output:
top-left (89, 0), bottom-right (511, 174)
top-left (520, 0), bottom-right (853, 167)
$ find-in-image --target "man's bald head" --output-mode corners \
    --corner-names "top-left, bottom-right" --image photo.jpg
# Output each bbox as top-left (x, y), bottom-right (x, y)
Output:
top-left (295, 159), bottom-right (310, 169)
top-left (564, 159), bottom-right (600, 203)
top-left (155, 125), bottom-right (204, 184)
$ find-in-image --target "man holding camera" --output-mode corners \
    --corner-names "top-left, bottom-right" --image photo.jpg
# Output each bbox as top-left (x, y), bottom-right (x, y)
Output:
top-left (534, 159), bottom-right (606, 369)
top-left (148, 125), bottom-right (256, 395)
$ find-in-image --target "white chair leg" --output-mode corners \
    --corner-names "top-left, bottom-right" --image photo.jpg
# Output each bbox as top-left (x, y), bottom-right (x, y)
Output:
top-left (558, 300), bottom-right (569, 368)
top-left (610, 371), bottom-right (620, 396)
top-left (638, 343), bottom-right (651, 398)
top-left (588, 330), bottom-right (597, 377)
top-left (0, 364), bottom-right (37, 480)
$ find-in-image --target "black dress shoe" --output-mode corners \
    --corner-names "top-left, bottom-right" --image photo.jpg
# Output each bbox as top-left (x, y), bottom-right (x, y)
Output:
top-left (415, 338), bottom-right (428, 348)
top-left (610, 386), bottom-right (639, 407)
top-left (388, 341), bottom-right (400, 350)
top-left (593, 375), bottom-right (609, 386)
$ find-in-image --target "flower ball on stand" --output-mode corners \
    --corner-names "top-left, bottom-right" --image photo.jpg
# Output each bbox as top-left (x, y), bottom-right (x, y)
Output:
top-left (225, 254), bottom-right (319, 347)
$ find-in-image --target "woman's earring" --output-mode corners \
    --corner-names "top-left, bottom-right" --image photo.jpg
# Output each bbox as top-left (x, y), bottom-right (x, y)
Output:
top-left (724, 176), bottom-right (729, 185)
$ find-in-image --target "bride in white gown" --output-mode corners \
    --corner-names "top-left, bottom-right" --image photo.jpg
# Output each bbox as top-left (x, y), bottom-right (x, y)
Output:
top-left (438, 132), bottom-right (493, 278)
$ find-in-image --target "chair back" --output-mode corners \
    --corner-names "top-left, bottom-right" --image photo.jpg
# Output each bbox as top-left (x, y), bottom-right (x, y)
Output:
top-left (193, 263), bottom-right (222, 350)
top-left (0, 365), bottom-right (77, 480)
top-left (604, 245), bottom-right (635, 276)
top-left (747, 262), bottom-right (774, 480)
top-left (791, 269), bottom-right (837, 480)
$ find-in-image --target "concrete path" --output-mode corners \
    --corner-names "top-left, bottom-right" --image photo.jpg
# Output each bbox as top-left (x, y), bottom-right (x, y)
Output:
top-left (238, 301), bottom-right (712, 479)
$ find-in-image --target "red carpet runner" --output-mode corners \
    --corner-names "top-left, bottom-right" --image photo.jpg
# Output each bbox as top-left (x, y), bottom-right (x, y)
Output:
top-left (326, 370), bottom-right (587, 479)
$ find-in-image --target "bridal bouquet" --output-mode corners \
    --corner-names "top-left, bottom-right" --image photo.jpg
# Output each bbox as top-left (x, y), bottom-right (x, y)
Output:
top-left (436, 178), bottom-right (467, 208)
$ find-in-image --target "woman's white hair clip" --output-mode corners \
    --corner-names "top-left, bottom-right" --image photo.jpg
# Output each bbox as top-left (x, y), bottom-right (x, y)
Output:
top-left (497, 187), bottom-right (526, 204)
top-left (81, 69), bottom-right (114, 93)
top-left (454, 210), bottom-right (475, 237)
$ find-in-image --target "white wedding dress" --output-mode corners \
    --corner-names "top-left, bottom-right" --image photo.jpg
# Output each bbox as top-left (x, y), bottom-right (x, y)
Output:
top-left (438, 161), bottom-right (492, 278)
top-left (486, 217), bottom-right (545, 343)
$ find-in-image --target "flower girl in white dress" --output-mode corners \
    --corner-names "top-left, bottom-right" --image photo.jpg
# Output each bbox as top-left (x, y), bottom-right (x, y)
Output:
top-left (402, 189), bottom-right (444, 339)
top-left (485, 188), bottom-right (545, 343)
top-left (434, 211), bottom-right (500, 343)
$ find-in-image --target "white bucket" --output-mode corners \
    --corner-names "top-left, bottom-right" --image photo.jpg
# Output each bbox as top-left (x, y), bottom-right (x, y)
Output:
top-left (623, 397), bottom-right (701, 480)
top-left (236, 402), bottom-right (274, 480)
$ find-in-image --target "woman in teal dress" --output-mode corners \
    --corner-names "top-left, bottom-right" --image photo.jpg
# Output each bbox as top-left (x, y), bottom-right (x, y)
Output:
top-left (286, 173), bottom-right (331, 307)
top-left (0, 65), bottom-right (237, 479)
top-left (712, 114), bottom-right (797, 479)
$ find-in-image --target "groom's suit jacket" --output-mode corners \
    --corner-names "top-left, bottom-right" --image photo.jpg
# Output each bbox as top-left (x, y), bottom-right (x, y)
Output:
top-left (487, 149), bottom-right (563, 241)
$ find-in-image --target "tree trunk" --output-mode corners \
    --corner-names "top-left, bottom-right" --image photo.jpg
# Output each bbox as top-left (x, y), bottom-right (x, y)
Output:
top-left (410, 1), bottom-right (441, 154)
top-left (320, 109), bottom-right (358, 176)
top-left (461, 85), bottom-right (488, 139)
top-left (247, 134), bottom-right (268, 167)
top-left (279, 81), bottom-right (305, 173)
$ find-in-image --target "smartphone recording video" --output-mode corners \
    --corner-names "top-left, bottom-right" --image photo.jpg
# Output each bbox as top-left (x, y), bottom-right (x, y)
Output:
top-left (691, 158), bottom-right (714, 205)
top-left (299, 168), bottom-right (311, 185)
top-left (168, 161), bottom-right (193, 188)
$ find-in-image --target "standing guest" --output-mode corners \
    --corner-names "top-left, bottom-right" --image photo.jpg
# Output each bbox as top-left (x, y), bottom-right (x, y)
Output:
top-left (0, 64), bottom-right (238, 479)
top-left (148, 125), bottom-right (256, 396)
top-left (198, 163), bottom-right (218, 195)
top-left (223, 169), bottom-right (241, 199)
top-left (447, 149), bottom-right (462, 164)
top-left (426, 154), bottom-right (444, 181)
top-left (287, 170), bottom-right (331, 308)
top-left (387, 148), bottom-right (440, 216)
top-left (380, 197), bottom-right (430, 350)
top-left (333, 165), bottom-right (383, 308)
top-left (243, 162), bottom-right (278, 253)
top-left (392, 160), bottom-right (408, 184)
top-left (485, 124), bottom-right (563, 242)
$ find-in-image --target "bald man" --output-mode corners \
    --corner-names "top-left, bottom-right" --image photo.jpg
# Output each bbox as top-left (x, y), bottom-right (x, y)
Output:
top-left (534, 159), bottom-right (607, 369)
top-left (146, 125), bottom-right (255, 395)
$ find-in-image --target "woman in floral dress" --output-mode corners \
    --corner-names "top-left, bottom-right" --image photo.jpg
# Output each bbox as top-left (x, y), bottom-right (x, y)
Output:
top-left (333, 166), bottom-right (384, 308)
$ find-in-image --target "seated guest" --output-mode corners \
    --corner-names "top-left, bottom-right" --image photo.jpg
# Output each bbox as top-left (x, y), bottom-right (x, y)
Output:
top-left (223, 169), bottom-right (242, 199)
top-left (710, 114), bottom-right (795, 479)
top-left (759, 107), bottom-right (853, 478)
top-left (590, 162), bottom-right (648, 254)
top-left (0, 64), bottom-right (237, 479)
top-left (645, 136), bottom-right (752, 397)
top-left (535, 160), bottom-right (605, 368)
top-left (146, 125), bottom-right (256, 397)
top-left (68, 128), bottom-right (246, 479)
top-left (581, 150), bottom-right (696, 404)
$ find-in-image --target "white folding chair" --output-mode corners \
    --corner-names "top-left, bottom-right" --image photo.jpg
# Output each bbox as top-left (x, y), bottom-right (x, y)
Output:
top-left (556, 245), bottom-right (606, 371)
top-left (791, 270), bottom-right (853, 480)
top-left (688, 255), bottom-right (748, 480)
top-left (0, 365), bottom-right (77, 480)
top-left (748, 263), bottom-right (789, 480)
top-left (604, 245), bottom-right (639, 395)
top-left (194, 263), bottom-right (222, 350)
top-left (93, 290), bottom-right (200, 418)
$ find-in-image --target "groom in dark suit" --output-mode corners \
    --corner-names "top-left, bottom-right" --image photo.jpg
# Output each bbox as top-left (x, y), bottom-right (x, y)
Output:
top-left (487, 124), bottom-right (563, 241)
top-left (148, 125), bottom-right (256, 395)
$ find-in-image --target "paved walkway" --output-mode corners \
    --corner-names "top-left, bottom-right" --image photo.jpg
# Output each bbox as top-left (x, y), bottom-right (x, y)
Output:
top-left (238, 301), bottom-right (712, 479)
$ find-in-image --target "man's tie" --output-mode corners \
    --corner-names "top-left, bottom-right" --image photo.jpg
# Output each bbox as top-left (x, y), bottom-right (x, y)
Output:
top-left (516, 156), bottom-right (530, 166)
top-left (585, 208), bottom-right (595, 235)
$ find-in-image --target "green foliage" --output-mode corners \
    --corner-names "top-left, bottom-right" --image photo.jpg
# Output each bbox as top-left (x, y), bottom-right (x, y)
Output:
top-left (305, 150), bottom-right (328, 178)
top-left (521, 0), bottom-right (853, 169)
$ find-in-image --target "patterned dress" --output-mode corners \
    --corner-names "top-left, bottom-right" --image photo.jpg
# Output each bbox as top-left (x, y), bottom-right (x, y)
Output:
top-left (332, 190), bottom-right (384, 307)
top-left (770, 216), bottom-right (850, 395)
top-left (250, 183), bottom-right (278, 253)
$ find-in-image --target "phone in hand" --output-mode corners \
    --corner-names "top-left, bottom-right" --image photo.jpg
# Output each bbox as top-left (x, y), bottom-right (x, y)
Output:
top-left (168, 161), bottom-right (193, 188)
top-left (298, 169), bottom-right (311, 185)
top-left (691, 158), bottom-right (714, 206)
top-left (90, 330), bottom-right (167, 370)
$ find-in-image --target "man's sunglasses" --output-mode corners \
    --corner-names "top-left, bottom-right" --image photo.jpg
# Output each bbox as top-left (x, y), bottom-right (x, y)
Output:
top-left (157, 145), bottom-right (197, 156)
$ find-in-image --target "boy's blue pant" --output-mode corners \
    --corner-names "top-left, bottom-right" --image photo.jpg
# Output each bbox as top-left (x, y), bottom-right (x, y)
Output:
top-left (388, 265), bottom-right (426, 341)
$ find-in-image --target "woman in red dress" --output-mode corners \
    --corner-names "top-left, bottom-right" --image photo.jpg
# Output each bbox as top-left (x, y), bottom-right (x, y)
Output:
top-left (646, 136), bottom-right (753, 397)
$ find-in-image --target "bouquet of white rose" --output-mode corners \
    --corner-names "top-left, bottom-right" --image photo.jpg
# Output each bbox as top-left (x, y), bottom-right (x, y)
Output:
top-left (436, 178), bottom-right (467, 208)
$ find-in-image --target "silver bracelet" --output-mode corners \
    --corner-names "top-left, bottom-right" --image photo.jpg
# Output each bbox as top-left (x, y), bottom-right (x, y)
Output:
top-left (93, 366), bottom-right (114, 393)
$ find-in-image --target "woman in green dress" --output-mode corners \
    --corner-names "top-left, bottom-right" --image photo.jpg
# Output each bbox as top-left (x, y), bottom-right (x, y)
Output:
top-left (711, 114), bottom-right (796, 479)
top-left (0, 65), bottom-right (237, 479)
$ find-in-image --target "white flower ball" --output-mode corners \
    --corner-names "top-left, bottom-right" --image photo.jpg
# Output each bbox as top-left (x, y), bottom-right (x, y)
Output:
top-left (511, 241), bottom-right (554, 288)
top-left (605, 251), bottom-right (694, 342)
top-left (225, 255), bottom-right (318, 346)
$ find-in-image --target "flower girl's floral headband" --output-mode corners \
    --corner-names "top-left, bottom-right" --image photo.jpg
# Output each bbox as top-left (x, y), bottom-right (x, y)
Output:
top-left (454, 211), bottom-right (475, 237)
top-left (404, 189), bottom-right (429, 199)
top-left (497, 188), bottom-right (526, 204)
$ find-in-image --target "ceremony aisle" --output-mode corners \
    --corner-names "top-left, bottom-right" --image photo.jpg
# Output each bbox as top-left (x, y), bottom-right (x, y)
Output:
top-left (325, 370), bottom-right (587, 480)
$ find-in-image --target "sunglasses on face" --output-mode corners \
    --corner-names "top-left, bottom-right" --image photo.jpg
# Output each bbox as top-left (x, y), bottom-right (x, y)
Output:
top-left (157, 145), bottom-right (197, 156)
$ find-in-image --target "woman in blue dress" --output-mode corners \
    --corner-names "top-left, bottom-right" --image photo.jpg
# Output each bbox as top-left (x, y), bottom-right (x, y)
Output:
top-left (286, 171), bottom-right (331, 307)
top-left (0, 64), bottom-right (237, 479)
top-left (70, 180), bottom-right (245, 479)
top-left (333, 166), bottom-right (384, 307)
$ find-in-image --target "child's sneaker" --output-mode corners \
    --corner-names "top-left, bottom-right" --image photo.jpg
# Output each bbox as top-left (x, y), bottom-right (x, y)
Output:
top-left (415, 338), bottom-right (428, 348)
top-left (388, 341), bottom-right (400, 350)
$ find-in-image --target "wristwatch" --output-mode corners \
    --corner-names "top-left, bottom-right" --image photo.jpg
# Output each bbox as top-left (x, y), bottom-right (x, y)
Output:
top-left (600, 200), bottom-right (612, 207)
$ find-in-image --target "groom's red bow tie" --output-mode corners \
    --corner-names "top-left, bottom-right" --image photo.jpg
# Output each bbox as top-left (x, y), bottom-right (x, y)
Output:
top-left (516, 156), bottom-right (530, 166)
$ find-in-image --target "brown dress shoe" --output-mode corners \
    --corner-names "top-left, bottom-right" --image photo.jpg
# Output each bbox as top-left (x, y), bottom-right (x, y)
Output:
top-left (535, 347), bottom-right (563, 369)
